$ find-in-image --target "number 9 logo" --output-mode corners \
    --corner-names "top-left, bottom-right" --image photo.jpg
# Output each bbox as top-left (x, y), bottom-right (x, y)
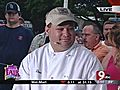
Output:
top-left (96, 71), bottom-right (105, 80)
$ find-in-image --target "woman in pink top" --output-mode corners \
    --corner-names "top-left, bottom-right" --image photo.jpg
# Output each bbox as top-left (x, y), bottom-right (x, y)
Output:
top-left (104, 23), bottom-right (120, 90)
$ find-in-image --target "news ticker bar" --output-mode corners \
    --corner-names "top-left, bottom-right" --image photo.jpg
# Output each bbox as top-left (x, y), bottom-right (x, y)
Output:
top-left (0, 80), bottom-right (120, 84)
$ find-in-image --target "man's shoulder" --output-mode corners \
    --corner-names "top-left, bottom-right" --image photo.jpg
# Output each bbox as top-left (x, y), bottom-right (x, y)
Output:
top-left (74, 44), bottom-right (94, 56)
top-left (100, 44), bottom-right (110, 51)
top-left (26, 44), bottom-right (48, 61)
top-left (19, 26), bottom-right (34, 36)
top-left (18, 26), bottom-right (29, 31)
top-left (30, 32), bottom-right (46, 47)
top-left (96, 42), bottom-right (110, 52)
top-left (73, 44), bottom-right (100, 66)
top-left (0, 26), bottom-right (10, 34)
top-left (33, 33), bottom-right (46, 41)
top-left (19, 26), bottom-right (31, 32)
top-left (75, 44), bottom-right (89, 51)
top-left (31, 43), bottom-right (48, 53)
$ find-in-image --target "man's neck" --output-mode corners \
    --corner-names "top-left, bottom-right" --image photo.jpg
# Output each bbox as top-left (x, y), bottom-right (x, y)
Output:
top-left (6, 23), bottom-right (20, 28)
top-left (50, 42), bottom-right (73, 52)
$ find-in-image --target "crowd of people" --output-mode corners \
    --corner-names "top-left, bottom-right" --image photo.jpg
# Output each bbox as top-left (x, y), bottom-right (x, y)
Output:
top-left (0, 1), bottom-right (120, 90)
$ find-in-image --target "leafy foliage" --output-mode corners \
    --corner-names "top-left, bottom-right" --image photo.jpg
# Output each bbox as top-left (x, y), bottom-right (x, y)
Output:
top-left (0, 0), bottom-right (116, 34)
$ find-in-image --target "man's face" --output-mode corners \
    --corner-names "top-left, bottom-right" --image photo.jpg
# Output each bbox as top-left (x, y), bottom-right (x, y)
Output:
top-left (5, 11), bottom-right (20, 25)
top-left (103, 24), bottom-right (115, 45)
top-left (82, 25), bottom-right (99, 49)
top-left (46, 21), bottom-right (76, 51)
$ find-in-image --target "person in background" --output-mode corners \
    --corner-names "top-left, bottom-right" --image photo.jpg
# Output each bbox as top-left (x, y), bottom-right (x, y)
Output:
top-left (12, 7), bottom-right (106, 90)
top-left (0, 2), bottom-right (33, 90)
top-left (102, 20), bottom-right (116, 47)
top-left (19, 17), bottom-right (25, 26)
top-left (28, 32), bottom-right (49, 53)
top-left (28, 12), bottom-right (50, 53)
top-left (102, 20), bottom-right (116, 66)
top-left (82, 23), bottom-right (109, 62)
top-left (74, 28), bottom-right (83, 44)
top-left (103, 23), bottom-right (120, 90)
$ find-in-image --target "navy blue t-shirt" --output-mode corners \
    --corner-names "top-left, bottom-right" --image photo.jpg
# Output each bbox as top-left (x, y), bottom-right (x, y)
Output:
top-left (0, 25), bottom-right (34, 80)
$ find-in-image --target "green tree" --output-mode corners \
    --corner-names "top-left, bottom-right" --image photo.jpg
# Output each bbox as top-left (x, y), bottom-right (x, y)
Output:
top-left (0, 0), bottom-right (115, 34)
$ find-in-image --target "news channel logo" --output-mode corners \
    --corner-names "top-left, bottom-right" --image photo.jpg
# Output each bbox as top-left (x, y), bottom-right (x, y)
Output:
top-left (97, 6), bottom-right (120, 13)
top-left (96, 71), bottom-right (110, 80)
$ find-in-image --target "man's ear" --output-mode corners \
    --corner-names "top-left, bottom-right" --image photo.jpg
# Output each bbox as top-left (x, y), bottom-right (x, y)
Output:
top-left (45, 23), bottom-right (52, 35)
top-left (96, 34), bottom-right (100, 41)
top-left (45, 26), bottom-right (49, 35)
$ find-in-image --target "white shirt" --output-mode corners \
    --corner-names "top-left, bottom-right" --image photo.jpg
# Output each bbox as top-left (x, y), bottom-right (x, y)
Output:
top-left (13, 43), bottom-right (106, 90)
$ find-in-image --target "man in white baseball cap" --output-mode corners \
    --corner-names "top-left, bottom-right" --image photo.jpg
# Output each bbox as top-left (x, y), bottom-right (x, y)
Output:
top-left (13, 7), bottom-right (106, 90)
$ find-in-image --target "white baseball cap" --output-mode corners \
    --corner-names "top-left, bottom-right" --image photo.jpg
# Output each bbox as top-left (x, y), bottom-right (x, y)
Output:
top-left (46, 7), bottom-right (78, 26)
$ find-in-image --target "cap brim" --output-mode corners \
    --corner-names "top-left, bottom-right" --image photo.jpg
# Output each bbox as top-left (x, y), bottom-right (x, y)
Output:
top-left (6, 10), bottom-right (18, 13)
top-left (52, 15), bottom-right (78, 26)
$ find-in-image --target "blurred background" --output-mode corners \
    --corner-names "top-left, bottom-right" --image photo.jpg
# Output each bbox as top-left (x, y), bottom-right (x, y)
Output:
top-left (0, 0), bottom-right (120, 35)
